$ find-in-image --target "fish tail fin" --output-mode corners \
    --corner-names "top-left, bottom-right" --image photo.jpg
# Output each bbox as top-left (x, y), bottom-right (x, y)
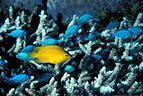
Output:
top-left (109, 33), bottom-right (114, 40)
top-left (0, 76), bottom-right (10, 82)
top-left (4, 33), bottom-right (9, 37)
top-left (109, 36), bottom-right (114, 40)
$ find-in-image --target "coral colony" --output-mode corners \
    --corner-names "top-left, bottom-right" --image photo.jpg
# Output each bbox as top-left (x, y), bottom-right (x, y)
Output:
top-left (0, 0), bottom-right (143, 95)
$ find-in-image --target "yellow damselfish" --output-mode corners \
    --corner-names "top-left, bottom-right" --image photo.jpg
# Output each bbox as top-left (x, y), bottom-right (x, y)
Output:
top-left (29, 45), bottom-right (71, 64)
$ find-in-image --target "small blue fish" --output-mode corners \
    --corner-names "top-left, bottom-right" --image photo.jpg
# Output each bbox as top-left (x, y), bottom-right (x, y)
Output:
top-left (88, 33), bottom-right (95, 40)
top-left (111, 29), bottom-right (131, 40)
top-left (0, 59), bottom-right (5, 66)
top-left (104, 21), bottom-right (119, 30)
top-left (16, 52), bottom-right (30, 61)
top-left (71, 61), bottom-right (77, 66)
top-left (39, 38), bottom-right (57, 45)
top-left (75, 14), bottom-right (93, 23)
top-left (90, 54), bottom-right (102, 61)
top-left (27, 68), bottom-right (34, 75)
top-left (100, 48), bottom-right (111, 60)
top-left (75, 33), bottom-right (95, 42)
top-left (59, 25), bottom-right (80, 39)
top-left (69, 41), bottom-right (74, 46)
top-left (8, 74), bottom-right (30, 84)
top-left (111, 27), bottom-right (143, 40)
top-left (75, 36), bottom-right (81, 42)
top-left (64, 38), bottom-right (69, 43)
top-left (57, 39), bottom-right (62, 44)
top-left (128, 26), bottom-right (143, 36)
top-left (101, 48), bottom-right (110, 55)
top-left (21, 45), bottom-right (35, 52)
top-left (37, 73), bottom-right (52, 82)
top-left (64, 65), bottom-right (75, 73)
top-left (6, 29), bottom-right (26, 38)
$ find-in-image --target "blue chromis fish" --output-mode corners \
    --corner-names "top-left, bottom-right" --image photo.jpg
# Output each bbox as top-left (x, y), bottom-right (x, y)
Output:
top-left (16, 45), bottom-right (71, 64)
top-left (90, 54), bottom-right (102, 61)
top-left (111, 27), bottom-right (143, 40)
top-left (75, 33), bottom-right (95, 42)
top-left (104, 21), bottom-right (119, 30)
top-left (59, 25), bottom-right (80, 39)
top-left (64, 65), bottom-right (75, 73)
top-left (100, 48), bottom-right (111, 60)
top-left (111, 29), bottom-right (132, 40)
top-left (7, 73), bottom-right (30, 84)
top-left (38, 38), bottom-right (57, 45)
top-left (20, 45), bottom-right (35, 52)
top-left (127, 26), bottom-right (143, 36)
top-left (16, 52), bottom-right (30, 61)
top-left (5, 29), bottom-right (26, 38)
top-left (0, 59), bottom-right (6, 66)
top-left (71, 61), bottom-right (77, 66)
top-left (37, 73), bottom-right (52, 82)
top-left (75, 14), bottom-right (94, 23)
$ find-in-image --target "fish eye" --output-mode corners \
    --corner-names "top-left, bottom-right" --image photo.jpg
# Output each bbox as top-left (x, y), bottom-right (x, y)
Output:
top-left (65, 54), bottom-right (68, 57)
top-left (70, 67), bottom-right (73, 70)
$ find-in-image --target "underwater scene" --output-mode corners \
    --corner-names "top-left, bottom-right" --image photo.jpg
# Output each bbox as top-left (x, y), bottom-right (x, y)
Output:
top-left (0, 0), bottom-right (143, 95)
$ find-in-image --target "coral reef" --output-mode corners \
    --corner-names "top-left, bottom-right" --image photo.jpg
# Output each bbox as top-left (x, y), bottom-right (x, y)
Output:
top-left (0, 3), bottom-right (143, 96)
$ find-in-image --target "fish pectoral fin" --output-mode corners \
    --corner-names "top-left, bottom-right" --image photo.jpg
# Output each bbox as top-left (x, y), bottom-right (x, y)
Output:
top-left (34, 58), bottom-right (41, 63)
top-left (29, 52), bottom-right (38, 59)
top-left (33, 57), bottom-right (47, 63)
top-left (30, 57), bottom-right (38, 61)
top-left (33, 47), bottom-right (41, 53)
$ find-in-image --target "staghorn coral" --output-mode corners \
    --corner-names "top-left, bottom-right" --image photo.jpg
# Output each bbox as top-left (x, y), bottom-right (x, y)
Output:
top-left (0, 5), bottom-right (143, 96)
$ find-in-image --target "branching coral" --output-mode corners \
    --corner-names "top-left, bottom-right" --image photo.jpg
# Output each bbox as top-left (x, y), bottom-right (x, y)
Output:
top-left (0, 5), bottom-right (143, 96)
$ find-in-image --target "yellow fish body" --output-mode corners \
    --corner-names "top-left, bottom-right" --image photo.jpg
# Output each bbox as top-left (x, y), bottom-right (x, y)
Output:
top-left (29, 45), bottom-right (71, 64)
